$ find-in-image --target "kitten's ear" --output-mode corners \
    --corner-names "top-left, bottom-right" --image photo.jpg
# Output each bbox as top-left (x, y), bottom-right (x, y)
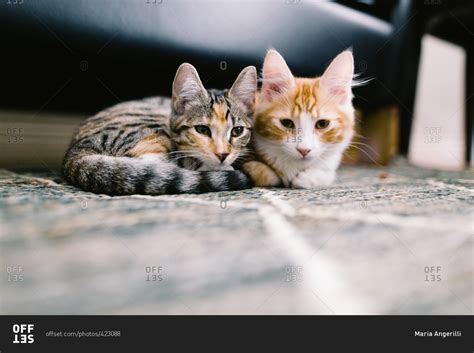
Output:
top-left (172, 63), bottom-right (208, 114)
top-left (261, 49), bottom-right (295, 102)
top-left (229, 66), bottom-right (257, 112)
top-left (319, 50), bottom-right (354, 105)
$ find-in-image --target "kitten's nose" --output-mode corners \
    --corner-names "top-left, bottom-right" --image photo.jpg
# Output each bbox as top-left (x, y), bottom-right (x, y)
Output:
top-left (296, 148), bottom-right (311, 157)
top-left (215, 153), bottom-right (229, 162)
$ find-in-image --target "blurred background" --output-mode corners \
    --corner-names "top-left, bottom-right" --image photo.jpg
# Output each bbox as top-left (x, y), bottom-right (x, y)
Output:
top-left (0, 0), bottom-right (473, 172)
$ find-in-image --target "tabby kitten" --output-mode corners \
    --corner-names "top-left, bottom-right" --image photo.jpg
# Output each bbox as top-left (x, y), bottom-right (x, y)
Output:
top-left (244, 49), bottom-right (355, 188)
top-left (63, 63), bottom-right (257, 195)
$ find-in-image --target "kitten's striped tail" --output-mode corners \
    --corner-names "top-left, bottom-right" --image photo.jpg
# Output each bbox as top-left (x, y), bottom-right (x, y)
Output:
top-left (62, 151), bottom-right (252, 195)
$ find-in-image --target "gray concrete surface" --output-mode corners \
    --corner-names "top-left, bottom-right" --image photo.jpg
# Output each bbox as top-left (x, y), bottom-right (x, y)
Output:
top-left (0, 159), bottom-right (472, 314)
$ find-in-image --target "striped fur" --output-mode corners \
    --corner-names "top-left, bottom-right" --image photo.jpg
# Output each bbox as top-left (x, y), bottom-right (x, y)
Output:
top-left (63, 64), bottom-right (257, 195)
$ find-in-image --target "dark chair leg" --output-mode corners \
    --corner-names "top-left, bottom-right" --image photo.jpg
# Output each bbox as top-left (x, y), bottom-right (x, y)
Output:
top-left (390, 0), bottom-right (422, 156)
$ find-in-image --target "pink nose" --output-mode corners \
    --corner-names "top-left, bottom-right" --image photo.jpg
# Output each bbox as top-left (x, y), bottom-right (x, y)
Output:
top-left (297, 148), bottom-right (311, 157)
top-left (215, 153), bottom-right (229, 162)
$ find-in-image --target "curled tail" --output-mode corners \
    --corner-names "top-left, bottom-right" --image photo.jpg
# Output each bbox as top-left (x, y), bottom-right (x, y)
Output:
top-left (62, 151), bottom-right (252, 195)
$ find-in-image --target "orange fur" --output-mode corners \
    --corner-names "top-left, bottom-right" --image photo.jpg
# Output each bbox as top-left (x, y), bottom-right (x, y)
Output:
top-left (242, 161), bottom-right (280, 187)
top-left (249, 49), bottom-right (355, 188)
top-left (255, 77), bottom-right (353, 147)
top-left (128, 134), bottom-right (172, 157)
top-left (213, 102), bottom-right (228, 123)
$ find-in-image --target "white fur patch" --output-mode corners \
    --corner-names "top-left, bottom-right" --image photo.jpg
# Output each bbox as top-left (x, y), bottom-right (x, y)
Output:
top-left (208, 172), bottom-right (227, 189)
top-left (178, 171), bottom-right (200, 192)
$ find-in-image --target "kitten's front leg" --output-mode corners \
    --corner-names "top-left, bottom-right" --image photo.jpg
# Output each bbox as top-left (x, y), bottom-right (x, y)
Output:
top-left (242, 161), bottom-right (281, 187)
top-left (290, 167), bottom-right (335, 189)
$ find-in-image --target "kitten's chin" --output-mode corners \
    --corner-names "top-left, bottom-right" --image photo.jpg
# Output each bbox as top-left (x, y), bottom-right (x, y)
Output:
top-left (197, 162), bottom-right (234, 171)
top-left (213, 164), bottom-right (234, 171)
top-left (296, 155), bottom-right (316, 162)
top-left (286, 150), bottom-right (317, 162)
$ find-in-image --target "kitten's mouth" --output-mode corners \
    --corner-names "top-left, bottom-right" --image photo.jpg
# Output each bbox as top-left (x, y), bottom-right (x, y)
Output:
top-left (295, 153), bottom-right (315, 162)
top-left (200, 156), bottom-right (234, 170)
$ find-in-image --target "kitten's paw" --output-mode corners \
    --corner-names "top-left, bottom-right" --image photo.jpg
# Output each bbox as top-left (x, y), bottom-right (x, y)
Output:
top-left (242, 161), bottom-right (281, 187)
top-left (291, 169), bottom-right (335, 189)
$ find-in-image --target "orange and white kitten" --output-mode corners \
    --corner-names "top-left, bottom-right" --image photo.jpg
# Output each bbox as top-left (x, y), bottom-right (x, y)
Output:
top-left (244, 49), bottom-right (355, 188)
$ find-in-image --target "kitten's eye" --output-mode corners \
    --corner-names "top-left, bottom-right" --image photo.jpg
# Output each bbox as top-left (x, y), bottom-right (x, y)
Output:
top-left (280, 119), bottom-right (295, 129)
top-left (231, 126), bottom-right (244, 137)
top-left (315, 119), bottom-right (330, 129)
top-left (195, 125), bottom-right (211, 137)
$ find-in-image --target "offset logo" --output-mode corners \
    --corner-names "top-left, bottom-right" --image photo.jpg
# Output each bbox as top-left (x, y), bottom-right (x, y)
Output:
top-left (12, 324), bottom-right (34, 344)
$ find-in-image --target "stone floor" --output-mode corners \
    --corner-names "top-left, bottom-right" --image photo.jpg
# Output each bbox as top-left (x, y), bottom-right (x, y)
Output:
top-left (0, 159), bottom-right (472, 314)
